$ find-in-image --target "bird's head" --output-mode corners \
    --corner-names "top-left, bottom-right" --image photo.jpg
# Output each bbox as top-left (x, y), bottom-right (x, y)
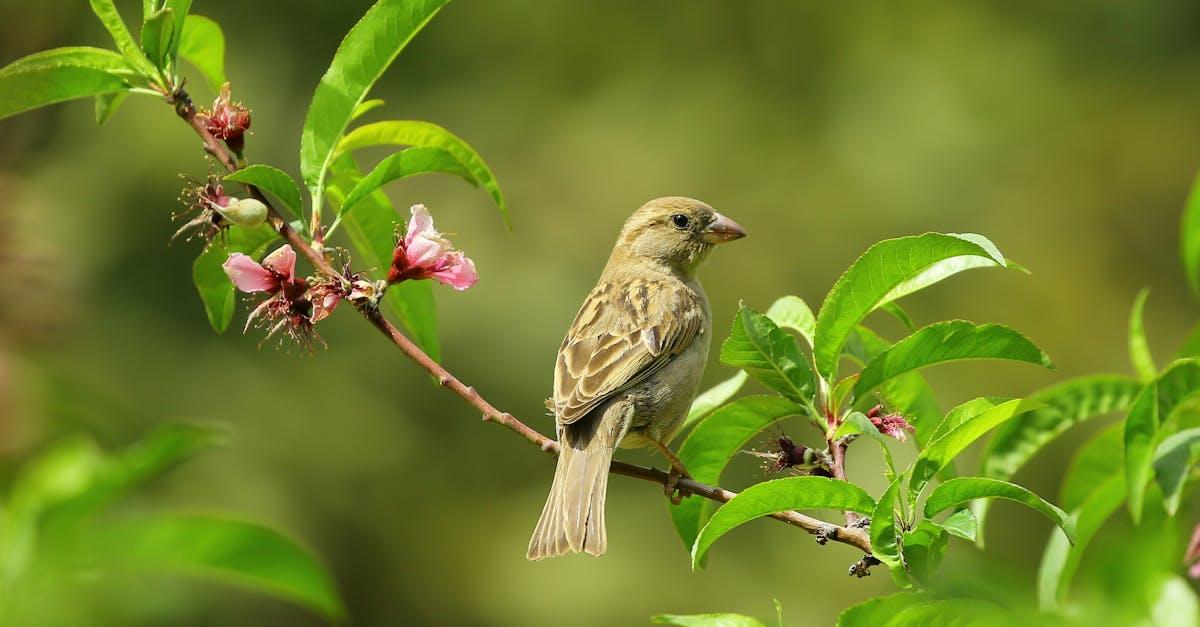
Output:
top-left (613, 197), bottom-right (746, 275)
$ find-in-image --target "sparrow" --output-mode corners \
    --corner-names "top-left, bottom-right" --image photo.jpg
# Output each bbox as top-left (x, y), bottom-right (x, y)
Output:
top-left (527, 197), bottom-right (746, 560)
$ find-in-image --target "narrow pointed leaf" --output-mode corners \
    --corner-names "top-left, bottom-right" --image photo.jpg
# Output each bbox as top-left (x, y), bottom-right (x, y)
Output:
top-left (337, 120), bottom-right (507, 222)
top-left (910, 398), bottom-right (1031, 498)
top-left (177, 14), bottom-right (226, 92)
top-left (91, 515), bottom-right (344, 620)
top-left (691, 477), bottom-right (874, 567)
top-left (1125, 360), bottom-right (1200, 522)
top-left (352, 98), bottom-right (386, 121)
top-left (870, 477), bottom-right (903, 574)
top-left (1152, 427), bottom-right (1200, 515)
top-left (327, 154), bottom-right (439, 359)
top-left (1129, 288), bottom-right (1156, 382)
top-left (339, 147), bottom-right (472, 216)
top-left (855, 321), bottom-right (1052, 398)
top-left (939, 508), bottom-right (978, 542)
top-left (651, 614), bottom-right (766, 627)
top-left (927, 397), bottom-right (1009, 446)
top-left (848, 327), bottom-right (942, 446)
top-left (925, 477), bottom-right (1075, 543)
top-left (901, 520), bottom-right (949, 585)
top-left (975, 375), bottom-right (1139, 541)
top-left (813, 233), bottom-right (1008, 379)
top-left (681, 372), bottom-right (748, 434)
top-left (1182, 172), bottom-right (1200, 298)
top-left (162, 0), bottom-right (192, 61)
top-left (668, 397), bottom-right (803, 558)
top-left (1037, 472), bottom-right (1124, 610)
top-left (0, 48), bottom-right (136, 120)
top-left (1062, 423), bottom-right (1124, 511)
top-left (720, 306), bottom-right (814, 404)
top-left (836, 592), bottom-right (930, 627)
top-left (95, 91), bottom-right (129, 124)
top-left (299, 0), bottom-right (449, 211)
top-left (88, 0), bottom-right (157, 76)
top-left (224, 164), bottom-right (304, 218)
top-left (139, 7), bottom-right (174, 69)
top-left (879, 301), bottom-right (917, 332)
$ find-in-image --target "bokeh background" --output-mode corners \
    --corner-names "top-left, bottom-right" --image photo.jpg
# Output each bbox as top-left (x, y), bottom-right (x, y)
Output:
top-left (3, 0), bottom-right (1200, 625)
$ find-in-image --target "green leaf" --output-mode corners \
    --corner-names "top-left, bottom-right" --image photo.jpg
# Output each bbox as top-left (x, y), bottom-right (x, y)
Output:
top-left (340, 147), bottom-right (473, 216)
top-left (337, 119), bottom-right (507, 223)
top-left (870, 477), bottom-right (904, 574)
top-left (1179, 323), bottom-right (1200, 360)
top-left (975, 375), bottom-right (1139, 542)
top-left (855, 321), bottom-right (1052, 398)
top-left (879, 301), bottom-right (917, 332)
top-left (91, 515), bottom-right (344, 620)
top-left (177, 14), bottom-right (226, 92)
top-left (910, 398), bottom-right (1030, 499)
top-left (1061, 423), bottom-right (1124, 511)
top-left (94, 91), bottom-right (129, 125)
top-left (765, 295), bottom-right (816, 347)
top-left (901, 520), bottom-right (949, 585)
top-left (813, 233), bottom-right (1008, 379)
top-left (720, 306), bottom-right (815, 404)
top-left (1126, 360), bottom-right (1200, 522)
top-left (834, 411), bottom-right (897, 477)
top-left (299, 0), bottom-right (449, 213)
top-left (668, 397), bottom-right (803, 558)
top-left (939, 508), bottom-right (978, 542)
top-left (192, 224), bottom-right (279, 333)
top-left (884, 598), bottom-right (1013, 626)
top-left (681, 372), bottom-right (749, 434)
top-left (836, 592), bottom-right (930, 627)
top-left (1129, 288), bottom-right (1157, 382)
top-left (1151, 577), bottom-right (1200, 627)
top-left (848, 327), bottom-right (943, 446)
top-left (0, 49), bottom-right (135, 120)
top-left (139, 7), bottom-right (174, 69)
top-left (162, 0), bottom-right (193, 62)
top-left (1182, 171), bottom-right (1200, 298)
top-left (1037, 471), bottom-right (1124, 610)
top-left (1152, 427), bottom-right (1200, 515)
top-left (651, 614), bottom-right (767, 627)
top-left (352, 98), bottom-right (386, 121)
top-left (691, 477), bottom-right (874, 568)
top-left (88, 0), bottom-right (158, 77)
top-left (925, 477), bottom-right (1075, 543)
top-left (327, 154), bottom-right (440, 359)
top-left (927, 397), bottom-right (1009, 446)
top-left (224, 165), bottom-right (303, 218)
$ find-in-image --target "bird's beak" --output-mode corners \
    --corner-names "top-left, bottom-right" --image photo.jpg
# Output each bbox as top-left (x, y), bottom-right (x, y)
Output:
top-left (701, 213), bottom-right (746, 244)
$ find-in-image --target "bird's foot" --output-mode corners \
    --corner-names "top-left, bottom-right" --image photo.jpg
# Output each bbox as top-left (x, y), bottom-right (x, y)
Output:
top-left (664, 466), bottom-right (692, 505)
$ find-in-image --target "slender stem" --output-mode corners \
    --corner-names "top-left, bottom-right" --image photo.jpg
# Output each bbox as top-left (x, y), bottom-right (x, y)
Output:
top-left (166, 88), bottom-right (874, 558)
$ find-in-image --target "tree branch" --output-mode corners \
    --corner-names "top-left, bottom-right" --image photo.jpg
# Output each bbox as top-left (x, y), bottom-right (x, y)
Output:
top-left (167, 89), bottom-right (873, 558)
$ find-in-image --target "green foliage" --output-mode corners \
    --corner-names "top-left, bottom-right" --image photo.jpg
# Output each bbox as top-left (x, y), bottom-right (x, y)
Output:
top-left (668, 397), bottom-right (803, 559)
top-left (91, 515), bottom-right (343, 620)
top-left (0, 424), bottom-right (341, 622)
top-left (836, 592), bottom-right (931, 626)
top-left (719, 306), bottom-right (815, 405)
top-left (339, 147), bottom-right (473, 217)
top-left (813, 232), bottom-right (1008, 379)
top-left (177, 14), bottom-right (226, 92)
top-left (652, 613), bottom-right (768, 627)
top-left (0, 48), bottom-right (136, 120)
top-left (1036, 472), bottom-right (1124, 610)
top-left (336, 120), bottom-right (508, 223)
top-left (683, 372), bottom-right (749, 433)
top-left (225, 165), bottom-right (304, 219)
top-left (139, 7), bottom-right (175, 70)
top-left (1151, 427), bottom-right (1200, 515)
top-left (910, 398), bottom-right (1032, 498)
top-left (1129, 288), bottom-right (1157, 382)
top-left (88, 0), bottom-right (157, 77)
top-left (1124, 359), bottom-right (1200, 521)
top-left (1182, 173), bottom-right (1200, 297)
top-left (924, 477), bottom-right (1075, 543)
top-left (854, 321), bottom-right (1053, 398)
top-left (299, 0), bottom-right (450, 212)
top-left (691, 477), bottom-right (875, 568)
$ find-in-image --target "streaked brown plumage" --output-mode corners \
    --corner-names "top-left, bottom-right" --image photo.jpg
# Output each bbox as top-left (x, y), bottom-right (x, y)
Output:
top-left (527, 197), bottom-right (745, 560)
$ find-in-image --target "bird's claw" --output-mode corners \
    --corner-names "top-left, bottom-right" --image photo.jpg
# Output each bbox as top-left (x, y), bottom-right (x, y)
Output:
top-left (664, 467), bottom-right (691, 505)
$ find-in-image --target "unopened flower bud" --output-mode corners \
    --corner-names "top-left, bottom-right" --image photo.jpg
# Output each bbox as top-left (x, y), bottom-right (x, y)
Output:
top-left (215, 197), bottom-right (267, 227)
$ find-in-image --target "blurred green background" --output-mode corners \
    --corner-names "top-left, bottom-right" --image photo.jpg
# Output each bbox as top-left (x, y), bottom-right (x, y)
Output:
top-left (3, 0), bottom-right (1200, 624)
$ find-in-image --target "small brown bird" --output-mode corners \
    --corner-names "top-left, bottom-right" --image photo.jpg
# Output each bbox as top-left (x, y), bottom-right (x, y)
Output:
top-left (527, 197), bottom-right (746, 560)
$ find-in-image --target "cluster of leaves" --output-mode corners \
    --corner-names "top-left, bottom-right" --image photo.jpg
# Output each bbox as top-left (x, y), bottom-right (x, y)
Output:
top-left (662, 181), bottom-right (1200, 625)
top-left (0, 0), bottom-right (505, 359)
top-left (0, 424), bottom-right (343, 624)
top-left (666, 231), bottom-right (1064, 584)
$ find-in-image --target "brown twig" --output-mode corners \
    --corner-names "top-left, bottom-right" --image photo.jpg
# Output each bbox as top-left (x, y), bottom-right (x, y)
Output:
top-left (167, 88), bottom-right (873, 557)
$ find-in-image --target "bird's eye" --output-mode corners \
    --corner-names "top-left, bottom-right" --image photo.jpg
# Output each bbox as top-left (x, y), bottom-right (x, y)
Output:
top-left (670, 214), bottom-right (691, 230)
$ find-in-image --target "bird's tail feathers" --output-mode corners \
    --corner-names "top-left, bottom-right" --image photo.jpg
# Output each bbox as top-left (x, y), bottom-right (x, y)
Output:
top-left (527, 437), bottom-right (612, 560)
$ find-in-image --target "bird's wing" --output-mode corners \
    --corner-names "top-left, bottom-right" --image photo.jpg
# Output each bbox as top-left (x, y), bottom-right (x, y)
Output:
top-left (554, 277), bottom-right (704, 425)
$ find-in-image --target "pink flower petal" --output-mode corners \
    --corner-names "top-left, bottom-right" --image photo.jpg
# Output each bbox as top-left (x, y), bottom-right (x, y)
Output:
top-left (223, 253), bottom-right (277, 292)
top-left (406, 231), bottom-right (450, 267)
top-left (431, 252), bottom-right (478, 290)
top-left (262, 245), bottom-right (296, 281)
top-left (406, 204), bottom-right (435, 245)
top-left (309, 292), bottom-right (341, 323)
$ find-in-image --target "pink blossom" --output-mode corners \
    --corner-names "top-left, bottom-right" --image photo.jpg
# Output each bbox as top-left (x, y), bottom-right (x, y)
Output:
top-left (866, 405), bottom-right (914, 441)
top-left (387, 205), bottom-right (478, 290)
top-left (223, 245), bottom-right (296, 293)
